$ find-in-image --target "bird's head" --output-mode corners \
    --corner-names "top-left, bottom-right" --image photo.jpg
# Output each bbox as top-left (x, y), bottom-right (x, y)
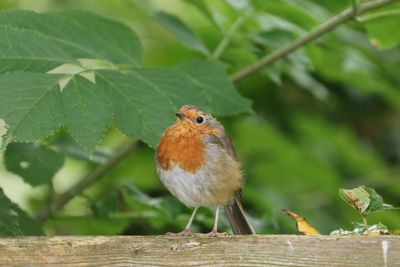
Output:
top-left (173, 105), bottom-right (221, 136)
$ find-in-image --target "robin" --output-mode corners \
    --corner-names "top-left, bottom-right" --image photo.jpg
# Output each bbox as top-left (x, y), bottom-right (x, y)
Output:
top-left (155, 105), bottom-right (255, 236)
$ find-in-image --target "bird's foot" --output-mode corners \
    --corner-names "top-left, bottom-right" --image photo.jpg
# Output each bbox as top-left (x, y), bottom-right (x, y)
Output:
top-left (199, 230), bottom-right (228, 237)
top-left (165, 229), bottom-right (195, 237)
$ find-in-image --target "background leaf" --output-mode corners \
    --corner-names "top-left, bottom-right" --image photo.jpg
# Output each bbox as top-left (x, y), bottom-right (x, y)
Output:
top-left (153, 11), bottom-right (210, 55)
top-left (4, 142), bottom-right (64, 186)
top-left (363, 3), bottom-right (400, 49)
top-left (0, 188), bottom-right (43, 236)
top-left (51, 133), bottom-right (112, 164)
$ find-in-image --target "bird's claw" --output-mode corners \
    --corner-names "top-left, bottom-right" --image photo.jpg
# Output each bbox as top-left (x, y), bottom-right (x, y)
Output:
top-left (198, 231), bottom-right (228, 237)
top-left (165, 229), bottom-right (194, 236)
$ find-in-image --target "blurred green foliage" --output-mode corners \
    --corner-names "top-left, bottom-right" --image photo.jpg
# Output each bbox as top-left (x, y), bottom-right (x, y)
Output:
top-left (0, 0), bottom-right (400, 236)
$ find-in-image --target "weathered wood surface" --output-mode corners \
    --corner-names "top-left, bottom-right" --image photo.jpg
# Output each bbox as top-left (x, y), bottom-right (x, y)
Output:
top-left (0, 235), bottom-right (399, 266)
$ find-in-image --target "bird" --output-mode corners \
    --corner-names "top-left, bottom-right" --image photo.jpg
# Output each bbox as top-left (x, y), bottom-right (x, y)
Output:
top-left (155, 104), bottom-right (255, 236)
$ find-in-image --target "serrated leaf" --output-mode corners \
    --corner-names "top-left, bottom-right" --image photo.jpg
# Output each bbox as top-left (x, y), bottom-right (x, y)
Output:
top-left (96, 69), bottom-right (177, 147)
top-left (4, 142), bottom-right (64, 186)
top-left (0, 188), bottom-right (43, 236)
top-left (1, 60), bottom-right (250, 151)
top-left (62, 76), bottom-right (112, 153)
top-left (0, 72), bottom-right (64, 145)
top-left (153, 11), bottom-right (210, 55)
top-left (184, 0), bottom-right (219, 27)
top-left (0, 9), bottom-right (141, 67)
top-left (0, 25), bottom-right (76, 73)
top-left (339, 186), bottom-right (370, 215)
top-left (339, 185), bottom-right (397, 215)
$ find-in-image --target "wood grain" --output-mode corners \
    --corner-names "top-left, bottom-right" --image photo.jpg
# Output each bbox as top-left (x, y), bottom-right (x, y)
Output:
top-left (0, 235), bottom-right (399, 266)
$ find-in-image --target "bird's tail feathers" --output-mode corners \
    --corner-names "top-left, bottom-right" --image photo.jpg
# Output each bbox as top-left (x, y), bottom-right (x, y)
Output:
top-left (224, 195), bottom-right (255, 235)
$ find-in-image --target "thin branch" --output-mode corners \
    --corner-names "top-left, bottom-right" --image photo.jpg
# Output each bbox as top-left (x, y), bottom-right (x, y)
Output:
top-left (209, 9), bottom-right (252, 60)
top-left (359, 8), bottom-right (400, 21)
top-left (36, 139), bottom-right (139, 222)
top-left (230, 0), bottom-right (399, 83)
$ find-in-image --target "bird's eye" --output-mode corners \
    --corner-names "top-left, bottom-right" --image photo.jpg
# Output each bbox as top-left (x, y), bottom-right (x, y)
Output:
top-left (196, 116), bottom-right (204, 124)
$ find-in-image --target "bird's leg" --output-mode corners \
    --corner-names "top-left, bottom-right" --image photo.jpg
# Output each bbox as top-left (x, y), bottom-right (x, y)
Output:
top-left (166, 207), bottom-right (198, 236)
top-left (201, 206), bottom-right (228, 237)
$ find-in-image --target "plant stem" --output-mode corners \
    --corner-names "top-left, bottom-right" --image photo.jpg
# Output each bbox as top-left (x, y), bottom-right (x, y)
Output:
top-left (36, 139), bottom-right (139, 222)
top-left (230, 0), bottom-right (399, 83)
top-left (363, 216), bottom-right (369, 233)
top-left (359, 9), bottom-right (400, 22)
top-left (210, 9), bottom-right (251, 60)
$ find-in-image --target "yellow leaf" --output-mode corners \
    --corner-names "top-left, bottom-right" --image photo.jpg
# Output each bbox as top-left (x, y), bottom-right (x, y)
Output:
top-left (283, 209), bottom-right (320, 236)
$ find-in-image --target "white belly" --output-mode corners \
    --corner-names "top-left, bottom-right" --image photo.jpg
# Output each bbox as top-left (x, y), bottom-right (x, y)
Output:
top-left (157, 164), bottom-right (211, 207)
top-left (156, 143), bottom-right (242, 208)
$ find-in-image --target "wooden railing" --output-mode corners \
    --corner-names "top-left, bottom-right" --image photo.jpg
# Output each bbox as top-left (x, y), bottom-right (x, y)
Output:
top-left (0, 235), bottom-right (399, 266)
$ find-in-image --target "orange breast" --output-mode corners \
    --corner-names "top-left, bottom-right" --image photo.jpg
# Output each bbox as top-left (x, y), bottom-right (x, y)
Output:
top-left (156, 125), bottom-right (205, 173)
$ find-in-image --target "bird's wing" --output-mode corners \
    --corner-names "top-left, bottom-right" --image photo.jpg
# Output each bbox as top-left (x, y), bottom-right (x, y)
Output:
top-left (207, 131), bottom-right (238, 161)
top-left (207, 131), bottom-right (243, 198)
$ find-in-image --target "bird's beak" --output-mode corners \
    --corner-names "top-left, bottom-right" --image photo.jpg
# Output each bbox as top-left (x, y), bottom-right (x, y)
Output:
top-left (175, 112), bottom-right (185, 120)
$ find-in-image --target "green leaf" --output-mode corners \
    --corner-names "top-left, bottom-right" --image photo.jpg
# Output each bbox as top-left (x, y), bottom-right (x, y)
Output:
top-left (87, 192), bottom-right (119, 218)
top-left (62, 76), bottom-right (112, 153)
top-left (173, 60), bottom-right (252, 116)
top-left (363, 186), bottom-right (396, 214)
top-left (287, 65), bottom-right (328, 100)
top-left (0, 188), bottom-right (43, 236)
top-left (153, 11), bottom-right (210, 55)
top-left (339, 185), bottom-right (397, 216)
top-left (363, 3), bottom-right (400, 49)
top-left (0, 9), bottom-right (142, 66)
top-left (0, 72), bottom-right (64, 145)
top-left (225, 0), bottom-right (249, 10)
top-left (96, 69), bottom-right (177, 147)
top-left (0, 25), bottom-right (76, 73)
top-left (339, 186), bottom-right (371, 215)
top-left (121, 184), bottom-right (169, 223)
top-left (253, 0), bottom-right (318, 30)
top-left (4, 142), bottom-right (64, 186)
top-left (184, 0), bottom-right (219, 27)
top-left (306, 43), bottom-right (400, 107)
top-left (0, 72), bottom-right (112, 153)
